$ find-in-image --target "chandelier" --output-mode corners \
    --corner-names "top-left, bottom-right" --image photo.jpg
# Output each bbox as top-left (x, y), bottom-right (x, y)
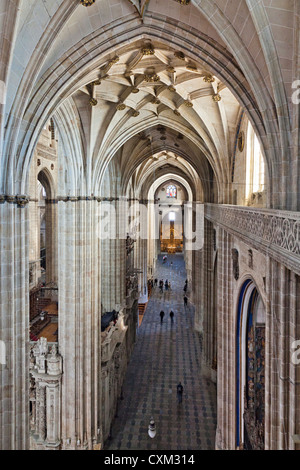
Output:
top-left (80, 0), bottom-right (95, 6)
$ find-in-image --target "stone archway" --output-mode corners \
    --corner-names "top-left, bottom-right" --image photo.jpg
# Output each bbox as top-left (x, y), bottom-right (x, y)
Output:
top-left (236, 280), bottom-right (266, 450)
top-left (37, 169), bottom-right (57, 284)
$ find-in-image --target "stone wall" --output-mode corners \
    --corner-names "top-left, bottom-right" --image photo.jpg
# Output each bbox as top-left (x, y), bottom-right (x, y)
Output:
top-left (201, 205), bottom-right (300, 450)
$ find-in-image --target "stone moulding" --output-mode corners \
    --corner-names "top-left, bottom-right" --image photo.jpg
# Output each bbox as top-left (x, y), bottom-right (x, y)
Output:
top-left (205, 204), bottom-right (300, 274)
top-left (56, 196), bottom-right (104, 202)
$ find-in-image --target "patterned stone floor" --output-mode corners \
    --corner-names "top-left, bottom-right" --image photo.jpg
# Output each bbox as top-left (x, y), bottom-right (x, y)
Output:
top-left (104, 254), bottom-right (217, 451)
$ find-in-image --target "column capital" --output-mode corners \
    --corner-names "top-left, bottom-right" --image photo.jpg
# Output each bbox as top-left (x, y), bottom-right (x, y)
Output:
top-left (0, 195), bottom-right (30, 206)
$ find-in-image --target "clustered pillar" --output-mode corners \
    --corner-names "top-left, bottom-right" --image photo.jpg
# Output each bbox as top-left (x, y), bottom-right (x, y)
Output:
top-left (0, 200), bottom-right (29, 450)
top-left (58, 198), bottom-right (101, 450)
top-left (265, 260), bottom-right (300, 450)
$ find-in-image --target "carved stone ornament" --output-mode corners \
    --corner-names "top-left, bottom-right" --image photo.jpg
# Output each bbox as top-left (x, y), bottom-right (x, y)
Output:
top-left (141, 46), bottom-right (155, 56)
top-left (80, 0), bottom-right (95, 5)
top-left (117, 103), bottom-right (126, 111)
top-left (174, 51), bottom-right (185, 60)
top-left (89, 97), bottom-right (98, 106)
top-left (203, 74), bottom-right (215, 83)
top-left (248, 249), bottom-right (253, 269)
top-left (104, 56), bottom-right (120, 72)
top-left (0, 195), bottom-right (30, 206)
top-left (16, 195), bottom-right (30, 207)
top-left (29, 265), bottom-right (34, 284)
top-left (186, 65), bottom-right (197, 72)
top-left (212, 93), bottom-right (221, 102)
top-left (144, 73), bottom-right (160, 83)
top-left (231, 248), bottom-right (239, 280)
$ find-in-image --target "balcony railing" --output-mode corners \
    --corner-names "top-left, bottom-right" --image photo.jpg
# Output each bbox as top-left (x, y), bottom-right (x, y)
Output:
top-left (205, 204), bottom-right (300, 273)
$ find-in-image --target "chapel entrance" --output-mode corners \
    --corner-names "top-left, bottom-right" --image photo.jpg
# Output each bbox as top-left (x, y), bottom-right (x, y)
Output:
top-left (236, 281), bottom-right (265, 450)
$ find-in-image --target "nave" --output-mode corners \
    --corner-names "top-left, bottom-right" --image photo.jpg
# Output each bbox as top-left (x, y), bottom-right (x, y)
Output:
top-left (1, 0), bottom-right (299, 451)
top-left (105, 254), bottom-right (217, 450)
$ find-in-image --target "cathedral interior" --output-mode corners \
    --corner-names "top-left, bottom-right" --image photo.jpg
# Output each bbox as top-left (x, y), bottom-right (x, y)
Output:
top-left (0, 0), bottom-right (299, 451)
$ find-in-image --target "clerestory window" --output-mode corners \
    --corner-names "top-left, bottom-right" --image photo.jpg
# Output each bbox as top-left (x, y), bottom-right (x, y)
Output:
top-left (245, 122), bottom-right (265, 201)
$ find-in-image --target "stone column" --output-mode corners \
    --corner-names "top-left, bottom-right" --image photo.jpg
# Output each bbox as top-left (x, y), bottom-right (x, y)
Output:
top-left (45, 383), bottom-right (60, 446)
top-left (58, 198), bottom-right (101, 450)
top-left (135, 237), bottom-right (148, 303)
top-left (28, 197), bottom-right (41, 286)
top-left (202, 219), bottom-right (217, 381)
top-left (134, 200), bottom-right (148, 303)
top-left (101, 198), bottom-right (126, 313)
top-left (38, 384), bottom-right (46, 443)
top-left (0, 198), bottom-right (29, 450)
top-left (215, 228), bottom-right (234, 450)
top-left (265, 259), bottom-right (300, 450)
top-left (45, 200), bottom-right (58, 284)
top-left (147, 200), bottom-right (159, 277)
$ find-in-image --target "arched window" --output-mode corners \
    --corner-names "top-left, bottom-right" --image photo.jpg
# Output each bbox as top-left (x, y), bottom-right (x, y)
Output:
top-left (245, 122), bottom-right (265, 202)
top-left (166, 184), bottom-right (177, 198)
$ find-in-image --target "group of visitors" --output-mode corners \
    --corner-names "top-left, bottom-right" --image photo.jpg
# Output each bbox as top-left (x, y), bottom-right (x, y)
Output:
top-left (158, 257), bottom-right (185, 404)
top-left (159, 310), bottom-right (175, 323)
top-left (156, 279), bottom-right (171, 293)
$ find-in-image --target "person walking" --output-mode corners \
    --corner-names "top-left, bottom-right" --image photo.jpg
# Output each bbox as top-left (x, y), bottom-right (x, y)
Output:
top-left (177, 382), bottom-right (183, 404)
top-left (160, 310), bottom-right (165, 323)
top-left (165, 279), bottom-right (169, 291)
top-left (184, 295), bottom-right (188, 309)
top-left (168, 281), bottom-right (171, 290)
top-left (170, 310), bottom-right (174, 322)
top-left (154, 278), bottom-right (158, 287)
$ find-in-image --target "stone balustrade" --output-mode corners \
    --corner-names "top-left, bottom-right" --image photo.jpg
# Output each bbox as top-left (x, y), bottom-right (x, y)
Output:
top-left (205, 204), bottom-right (300, 274)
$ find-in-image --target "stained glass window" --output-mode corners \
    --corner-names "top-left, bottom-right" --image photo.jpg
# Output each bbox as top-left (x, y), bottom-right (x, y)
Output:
top-left (166, 185), bottom-right (177, 198)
